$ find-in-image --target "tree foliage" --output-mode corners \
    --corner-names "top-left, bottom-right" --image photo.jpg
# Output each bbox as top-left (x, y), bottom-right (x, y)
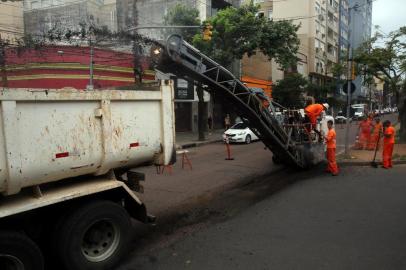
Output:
top-left (163, 3), bottom-right (200, 43)
top-left (272, 73), bottom-right (307, 108)
top-left (355, 27), bottom-right (406, 88)
top-left (192, 3), bottom-right (300, 68)
top-left (354, 26), bottom-right (406, 141)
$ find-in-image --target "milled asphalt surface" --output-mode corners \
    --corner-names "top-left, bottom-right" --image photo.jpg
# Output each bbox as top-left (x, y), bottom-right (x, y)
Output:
top-left (118, 164), bottom-right (406, 270)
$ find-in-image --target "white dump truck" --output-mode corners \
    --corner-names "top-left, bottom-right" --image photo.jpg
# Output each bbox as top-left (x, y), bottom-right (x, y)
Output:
top-left (0, 81), bottom-right (175, 270)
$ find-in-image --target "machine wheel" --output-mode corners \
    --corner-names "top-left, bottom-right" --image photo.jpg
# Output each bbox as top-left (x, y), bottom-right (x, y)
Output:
top-left (245, 135), bottom-right (252, 144)
top-left (53, 200), bottom-right (133, 270)
top-left (0, 231), bottom-right (44, 270)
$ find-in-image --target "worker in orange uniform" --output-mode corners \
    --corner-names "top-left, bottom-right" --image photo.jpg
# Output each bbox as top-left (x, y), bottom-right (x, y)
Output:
top-left (304, 103), bottom-right (329, 132)
top-left (356, 116), bottom-right (373, 149)
top-left (367, 118), bottom-right (383, 150)
top-left (382, 120), bottom-right (396, 169)
top-left (325, 120), bottom-right (339, 176)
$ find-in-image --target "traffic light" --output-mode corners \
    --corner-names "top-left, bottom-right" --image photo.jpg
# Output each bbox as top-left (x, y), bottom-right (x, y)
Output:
top-left (351, 61), bottom-right (356, 80)
top-left (202, 23), bottom-right (213, 41)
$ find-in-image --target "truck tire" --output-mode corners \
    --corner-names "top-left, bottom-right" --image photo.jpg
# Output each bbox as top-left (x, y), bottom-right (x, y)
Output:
top-left (54, 200), bottom-right (133, 270)
top-left (0, 231), bottom-right (44, 270)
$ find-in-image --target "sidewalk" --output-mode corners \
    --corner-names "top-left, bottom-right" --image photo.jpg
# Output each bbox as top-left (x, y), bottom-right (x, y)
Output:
top-left (175, 129), bottom-right (225, 149)
top-left (338, 119), bottom-right (406, 166)
top-left (338, 144), bottom-right (406, 166)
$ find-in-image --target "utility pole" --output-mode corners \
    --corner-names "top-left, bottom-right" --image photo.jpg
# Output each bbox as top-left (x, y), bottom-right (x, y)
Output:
top-left (344, 3), bottom-right (359, 156)
top-left (88, 38), bottom-right (94, 90)
top-left (132, 0), bottom-right (143, 84)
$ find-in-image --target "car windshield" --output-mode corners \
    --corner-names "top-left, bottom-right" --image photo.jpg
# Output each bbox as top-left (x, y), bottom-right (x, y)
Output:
top-left (231, 123), bottom-right (247, 129)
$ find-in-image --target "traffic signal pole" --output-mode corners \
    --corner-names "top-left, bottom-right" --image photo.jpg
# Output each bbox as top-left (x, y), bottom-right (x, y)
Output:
top-left (344, 54), bottom-right (352, 156)
top-left (344, 4), bottom-right (358, 156)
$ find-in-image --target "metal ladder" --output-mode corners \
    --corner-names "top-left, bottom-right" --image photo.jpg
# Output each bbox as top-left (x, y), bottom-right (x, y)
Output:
top-left (155, 35), bottom-right (308, 168)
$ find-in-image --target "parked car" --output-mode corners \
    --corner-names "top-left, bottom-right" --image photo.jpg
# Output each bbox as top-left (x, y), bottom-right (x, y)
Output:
top-left (223, 122), bottom-right (259, 144)
top-left (335, 115), bottom-right (352, 124)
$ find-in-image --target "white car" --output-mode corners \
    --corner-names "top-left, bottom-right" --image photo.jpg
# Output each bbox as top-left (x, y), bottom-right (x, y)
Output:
top-left (335, 115), bottom-right (351, 124)
top-left (223, 122), bottom-right (259, 144)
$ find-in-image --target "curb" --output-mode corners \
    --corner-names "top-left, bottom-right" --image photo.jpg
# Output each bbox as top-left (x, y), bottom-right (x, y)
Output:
top-left (339, 160), bottom-right (406, 166)
top-left (177, 139), bottom-right (223, 150)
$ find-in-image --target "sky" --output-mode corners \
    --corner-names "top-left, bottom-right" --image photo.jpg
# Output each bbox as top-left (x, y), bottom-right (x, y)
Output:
top-left (372, 0), bottom-right (406, 35)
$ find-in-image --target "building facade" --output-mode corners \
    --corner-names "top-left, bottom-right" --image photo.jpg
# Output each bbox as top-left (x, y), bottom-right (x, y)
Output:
top-left (0, 2), bottom-right (24, 41)
top-left (23, 0), bottom-right (117, 35)
top-left (115, 0), bottom-right (237, 132)
top-left (0, 45), bottom-right (153, 89)
top-left (242, 0), bottom-right (347, 94)
top-left (349, 0), bottom-right (373, 100)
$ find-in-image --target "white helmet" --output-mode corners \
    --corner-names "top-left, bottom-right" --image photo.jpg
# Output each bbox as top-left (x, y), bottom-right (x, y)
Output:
top-left (322, 103), bottom-right (329, 110)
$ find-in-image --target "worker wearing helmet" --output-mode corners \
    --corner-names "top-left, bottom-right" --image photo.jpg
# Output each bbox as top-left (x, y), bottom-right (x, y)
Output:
top-left (304, 103), bottom-right (329, 132)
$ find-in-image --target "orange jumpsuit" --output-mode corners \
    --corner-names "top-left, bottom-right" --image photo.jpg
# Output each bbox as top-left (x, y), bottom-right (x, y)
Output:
top-left (305, 104), bottom-right (324, 130)
top-left (367, 122), bottom-right (382, 150)
top-left (382, 125), bottom-right (395, 169)
top-left (325, 128), bottom-right (339, 175)
top-left (357, 119), bottom-right (372, 149)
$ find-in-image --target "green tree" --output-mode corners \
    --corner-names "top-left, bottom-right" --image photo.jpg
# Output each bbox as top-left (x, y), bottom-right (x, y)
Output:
top-left (354, 26), bottom-right (406, 142)
top-left (272, 74), bottom-right (307, 108)
top-left (192, 3), bottom-right (300, 68)
top-left (163, 3), bottom-right (201, 43)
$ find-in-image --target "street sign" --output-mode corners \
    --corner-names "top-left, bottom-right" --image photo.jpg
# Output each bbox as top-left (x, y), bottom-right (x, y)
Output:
top-left (343, 82), bottom-right (356, 94)
top-left (175, 78), bottom-right (195, 100)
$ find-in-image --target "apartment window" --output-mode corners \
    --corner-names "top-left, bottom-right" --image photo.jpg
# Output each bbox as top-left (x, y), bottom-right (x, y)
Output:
top-left (315, 39), bottom-right (325, 53)
top-left (315, 39), bottom-right (321, 49)
top-left (315, 2), bottom-right (321, 14)
top-left (254, 0), bottom-right (265, 4)
top-left (327, 44), bottom-right (336, 56)
top-left (256, 11), bottom-right (265, 18)
top-left (268, 9), bottom-right (273, 20)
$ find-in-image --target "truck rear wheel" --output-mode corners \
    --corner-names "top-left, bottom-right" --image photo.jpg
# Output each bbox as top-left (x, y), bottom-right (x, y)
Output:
top-left (0, 231), bottom-right (44, 270)
top-left (53, 200), bottom-right (133, 270)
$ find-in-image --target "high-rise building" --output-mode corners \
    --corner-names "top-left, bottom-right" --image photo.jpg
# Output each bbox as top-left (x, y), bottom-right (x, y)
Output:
top-left (349, 0), bottom-right (373, 100)
top-left (0, 2), bottom-right (24, 41)
top-left (242, 0), bottom-right (347, 91)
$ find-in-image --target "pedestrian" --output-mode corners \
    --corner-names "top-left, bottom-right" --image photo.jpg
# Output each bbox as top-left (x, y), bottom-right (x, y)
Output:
top-left (207, 114), bottom-right (213, 130)
top-left (224, 114), bottom-right (231, 130)
top-left (382, 120), bottom-right (396, 169)
top-left (325, 120), bottom-right (339, 176)
top-left (367, 118), bottom-right (383, 150)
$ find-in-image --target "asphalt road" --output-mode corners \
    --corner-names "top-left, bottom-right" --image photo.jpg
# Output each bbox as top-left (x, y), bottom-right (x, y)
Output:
top-left (118, 164), bottom-right (406, 270)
